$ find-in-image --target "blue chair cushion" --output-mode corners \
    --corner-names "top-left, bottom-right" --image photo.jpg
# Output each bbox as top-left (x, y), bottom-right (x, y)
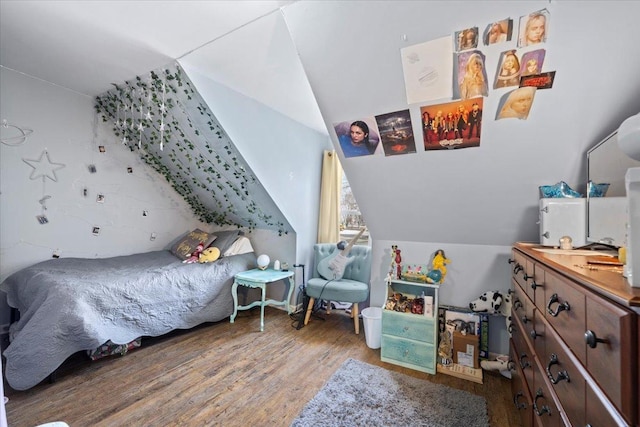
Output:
top-left (306, 277), bottom-right (369, 302)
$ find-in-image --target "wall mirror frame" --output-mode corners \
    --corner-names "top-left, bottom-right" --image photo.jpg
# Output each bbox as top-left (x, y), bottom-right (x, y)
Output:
top-left (586, 130), bottom-right (640, 247)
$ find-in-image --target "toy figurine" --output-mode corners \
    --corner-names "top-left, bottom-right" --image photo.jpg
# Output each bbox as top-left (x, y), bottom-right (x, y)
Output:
top-left (395, 248), bottom-right (402, 279)
top-left (183, 242), bottom-right (205, 264)
top-left (428, 249), bottom-right (450, 283)
top-left (389, 245), bottom-right (398, 280)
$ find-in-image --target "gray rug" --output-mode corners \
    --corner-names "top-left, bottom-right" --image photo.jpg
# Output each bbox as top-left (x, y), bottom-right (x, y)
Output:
top-left (291, 358), bottom-right (489, 427)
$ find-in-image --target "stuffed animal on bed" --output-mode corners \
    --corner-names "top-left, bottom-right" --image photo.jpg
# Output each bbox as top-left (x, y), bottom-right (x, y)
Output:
top-left (183, 242), bottom-right (205, 264)
top-left (199, 247), bottom-right (220, 263)
top-left (469, 290), bottom-right (513, 336)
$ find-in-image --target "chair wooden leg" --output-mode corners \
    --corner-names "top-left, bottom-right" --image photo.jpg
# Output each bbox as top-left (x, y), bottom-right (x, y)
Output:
top-left (326, 300), bottom-right (331, 315)
top-left (352, 303), bottom-right (359, 334)
top-left (304, 297), bottom-right (315, 325)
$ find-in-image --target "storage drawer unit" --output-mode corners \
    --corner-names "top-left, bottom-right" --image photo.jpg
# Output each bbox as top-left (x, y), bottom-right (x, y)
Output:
top-left (381, 279), bottom-right (439, 374)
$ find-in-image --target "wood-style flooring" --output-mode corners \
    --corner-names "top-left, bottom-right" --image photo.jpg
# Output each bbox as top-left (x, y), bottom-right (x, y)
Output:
top-left (3, 307), bottom-right (522, 427)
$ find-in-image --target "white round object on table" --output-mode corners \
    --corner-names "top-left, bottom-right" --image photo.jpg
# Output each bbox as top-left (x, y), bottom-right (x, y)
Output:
top-left (257, 254), bottom-right (270, 270)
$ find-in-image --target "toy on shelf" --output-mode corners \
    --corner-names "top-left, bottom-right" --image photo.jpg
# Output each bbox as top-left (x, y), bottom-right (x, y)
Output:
top-left (426, 249), bottom-right (450, 284)
top-left (480, 354), bottom-right (512, 379)
top-left (469, 290), bottom-right (513, 336)
top-left (395, 247), bottom-right (402, 279)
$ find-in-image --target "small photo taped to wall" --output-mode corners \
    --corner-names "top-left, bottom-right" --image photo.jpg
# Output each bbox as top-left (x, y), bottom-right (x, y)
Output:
top-left (92, 226), bottom-right (101, 236)
top-left (96, 194), bottom-right (105, 203)
top-left (36, 215), bottom-right (49, 225)
top-left (88, 164), bottom-right (97, 173)
top-left (98, 145), bottom-right (106, 153)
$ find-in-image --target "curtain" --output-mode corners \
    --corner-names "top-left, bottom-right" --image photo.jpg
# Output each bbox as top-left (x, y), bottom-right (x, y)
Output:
top-left (317, 150), bottom-right (343, 243)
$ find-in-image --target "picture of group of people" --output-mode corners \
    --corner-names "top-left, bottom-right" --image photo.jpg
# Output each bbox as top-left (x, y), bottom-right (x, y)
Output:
top-left (421, 100), bottom-right (483, 150)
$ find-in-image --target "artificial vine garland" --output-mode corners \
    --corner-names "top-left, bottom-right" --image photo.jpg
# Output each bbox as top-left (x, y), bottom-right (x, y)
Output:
top-left (95, 64), bottom-right (288, 235)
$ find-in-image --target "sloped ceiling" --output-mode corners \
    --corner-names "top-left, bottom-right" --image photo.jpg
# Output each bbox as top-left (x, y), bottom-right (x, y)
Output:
top-left (0, 0), bottom-right (326, 134)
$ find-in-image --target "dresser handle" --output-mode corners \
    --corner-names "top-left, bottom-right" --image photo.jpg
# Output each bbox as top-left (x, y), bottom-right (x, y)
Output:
top-left (508, 258), bottom-right (515, 264)
top-left (513, 264), bottom-right (523, 274)
top-left (513, 300), bottom-right (523, 311)
top-left (530, 329), bottom-right (540, 340)
top-left (519, 353), bottom-right (531, 370)
top-left (546, 354), bottom-right (570, 384)
top-left (585, 330), bottom-right (608, 348)
top-left (521, 315), bottom-right (529, 324)
top-left (513, 391), bottom-right (527, 410)
top-left (547, 293), bottom-right (570, 317)
top-left (530, 281), bottom-right (541, 290)
top-left (533, 389), bottom-right (552, 416)
top-left (523, 273), bottom-right (533, 281)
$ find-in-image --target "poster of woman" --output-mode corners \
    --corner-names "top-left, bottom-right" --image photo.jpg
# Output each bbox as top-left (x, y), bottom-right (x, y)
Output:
top-left (333, 118), bottom-right (381, 158)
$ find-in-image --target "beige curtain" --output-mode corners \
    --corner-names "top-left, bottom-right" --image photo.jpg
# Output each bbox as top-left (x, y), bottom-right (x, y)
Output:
top-left (317, 150), bottom-right (343, 243)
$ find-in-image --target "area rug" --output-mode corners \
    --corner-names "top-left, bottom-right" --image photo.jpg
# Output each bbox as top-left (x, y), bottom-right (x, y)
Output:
top-left (291, 358), bottom-right (489, 427)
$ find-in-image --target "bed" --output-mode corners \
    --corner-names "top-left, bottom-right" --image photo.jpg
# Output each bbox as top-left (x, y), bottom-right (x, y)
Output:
top-left (0, 229), bottom-right (257, 391)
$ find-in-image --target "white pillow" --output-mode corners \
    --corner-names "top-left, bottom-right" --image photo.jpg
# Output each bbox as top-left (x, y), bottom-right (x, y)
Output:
top-left (223, 236), bottom-right (254, 256)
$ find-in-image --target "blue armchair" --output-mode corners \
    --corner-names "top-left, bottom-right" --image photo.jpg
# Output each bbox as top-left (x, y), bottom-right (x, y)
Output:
top-left (303, 243), bottom-right (372, 334)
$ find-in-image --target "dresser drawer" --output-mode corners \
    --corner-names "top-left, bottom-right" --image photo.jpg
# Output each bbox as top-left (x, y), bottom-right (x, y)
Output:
top-left (543, 269), bottom-right (586, 363)
top-left (586, 381), bottom-right (628, 427)
top-left (532, 363), bottom-right (564, 427)
top-left (512, 251), bottom-right (535, 299)
top-left (513, 279), bottom-right (534, 327)
top-left (381, 334), bottom-right (435, 371)
top-left (585, 292), bottom-right (636, 424)
top-left (512, 311), bottom-right (535, 395)
top-left (544, 327), bottom-right (585, 427)
top-left (511, 341), bottom-right (534, 427)
top-left (382, 310), bottom-right (435, 343)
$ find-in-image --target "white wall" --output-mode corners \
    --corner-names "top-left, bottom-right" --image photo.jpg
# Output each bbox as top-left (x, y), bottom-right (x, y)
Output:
top-left (0, 68), bottom-right (211, 327)
top-left (281, 0), bottom-right (640, 354)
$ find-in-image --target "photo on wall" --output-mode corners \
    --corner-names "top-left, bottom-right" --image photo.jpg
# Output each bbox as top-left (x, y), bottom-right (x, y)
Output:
top-left (455, 50), bottom-right (489, 100)
top-left (421, 99), bottom-right (483, 150)
top-left (454, 27), bottom-right (479, 52)
top-left (493, 49), bottom-right (521, 89)
top-left (333, 118), bottom-right (381, 158)
top-left (518, 9), bottom-right (549, 48)
top-left (519, 49), bottom-right (546, 76)
top-left (483, 19), bottom-right (513, 45)
top-left (496, 87), bottom-right (537, 120)
top-left (374, 109), bottom-right (416, 156)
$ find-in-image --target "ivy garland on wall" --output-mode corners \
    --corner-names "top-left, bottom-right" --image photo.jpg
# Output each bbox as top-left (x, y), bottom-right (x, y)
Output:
top-left (95, 63), bottom-right (289, 235)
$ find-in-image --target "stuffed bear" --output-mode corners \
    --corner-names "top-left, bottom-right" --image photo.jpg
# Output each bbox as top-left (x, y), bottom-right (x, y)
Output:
top-left (469, 290), bottom-right (513, 336)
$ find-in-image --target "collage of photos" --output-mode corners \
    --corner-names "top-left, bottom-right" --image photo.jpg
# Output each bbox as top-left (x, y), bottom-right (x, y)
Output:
top-left (335, 8), bottom-right (556, 160)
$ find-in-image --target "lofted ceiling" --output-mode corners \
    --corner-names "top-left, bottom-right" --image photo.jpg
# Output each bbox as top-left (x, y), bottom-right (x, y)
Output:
top-left (0, 0), bottom-right (327, 134)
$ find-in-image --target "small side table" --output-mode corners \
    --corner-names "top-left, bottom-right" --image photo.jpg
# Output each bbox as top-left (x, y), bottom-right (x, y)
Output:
top-left (230, 268), bottom-right (295, 331)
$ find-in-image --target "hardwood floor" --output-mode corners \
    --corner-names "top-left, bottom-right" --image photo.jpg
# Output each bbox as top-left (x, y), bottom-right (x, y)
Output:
top-left (3, 307), bottom-right (522, 427)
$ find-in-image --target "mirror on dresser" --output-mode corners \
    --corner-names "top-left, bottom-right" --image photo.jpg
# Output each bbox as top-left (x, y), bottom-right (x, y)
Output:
top-left (586, 130), bottom-right (640, 247)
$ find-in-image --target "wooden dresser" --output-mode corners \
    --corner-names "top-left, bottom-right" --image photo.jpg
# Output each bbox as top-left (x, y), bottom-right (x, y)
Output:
top-left (509, 243), bottom-right (639, 427)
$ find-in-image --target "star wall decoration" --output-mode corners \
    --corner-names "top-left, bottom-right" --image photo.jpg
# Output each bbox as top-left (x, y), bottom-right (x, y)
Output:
top-left (23, 150), bottom-right (65, 182)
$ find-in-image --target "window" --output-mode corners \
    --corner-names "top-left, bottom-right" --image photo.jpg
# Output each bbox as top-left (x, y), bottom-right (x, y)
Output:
top-left (340, 172), bottom-right (369, 245)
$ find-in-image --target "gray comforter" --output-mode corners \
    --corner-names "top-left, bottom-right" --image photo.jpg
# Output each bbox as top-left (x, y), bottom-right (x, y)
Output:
top-left (0, 250), bottom-right (256, 390)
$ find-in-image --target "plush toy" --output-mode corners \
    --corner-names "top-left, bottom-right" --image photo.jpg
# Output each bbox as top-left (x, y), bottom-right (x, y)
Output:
top-left (183, 242), bottom-right (205, 264)
top-left (480, 354), bottom-right (512, 378)
top-left (199, 246), bottom-right (220, 263)
top-left (469, 290), bottom-right (513, 336)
